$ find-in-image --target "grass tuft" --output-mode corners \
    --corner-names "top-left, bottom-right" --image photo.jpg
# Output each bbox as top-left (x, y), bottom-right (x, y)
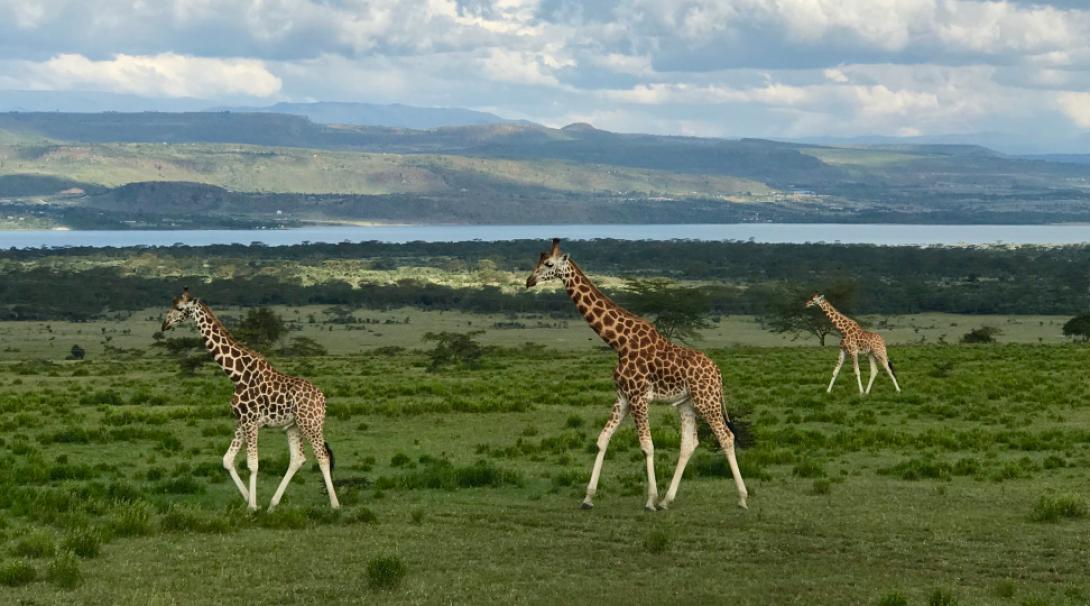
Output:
top-left (367, 554), bottom-right (407, 590)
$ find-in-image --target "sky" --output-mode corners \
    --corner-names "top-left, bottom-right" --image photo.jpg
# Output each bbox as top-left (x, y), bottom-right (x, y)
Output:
top-left (2, 0), bottom-right (1090, 149)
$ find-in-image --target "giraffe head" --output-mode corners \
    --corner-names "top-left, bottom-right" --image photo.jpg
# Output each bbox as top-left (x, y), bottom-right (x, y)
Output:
top-left (805, 293), bottom-right (825, 308)
top-left (525, 238), bottom-right (571, 288)
top-left (161, 287), bottom-right (198, 331)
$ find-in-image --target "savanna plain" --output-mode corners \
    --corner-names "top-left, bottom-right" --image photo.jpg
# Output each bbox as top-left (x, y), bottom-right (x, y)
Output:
top-left (0, 241), bottom-right (1088, 605)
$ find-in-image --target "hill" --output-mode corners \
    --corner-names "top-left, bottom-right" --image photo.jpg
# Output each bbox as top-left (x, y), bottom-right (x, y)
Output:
top-left (212, 101), bottom-right (515, 129)
top-left (1, 111), bottom-right (1089, 226)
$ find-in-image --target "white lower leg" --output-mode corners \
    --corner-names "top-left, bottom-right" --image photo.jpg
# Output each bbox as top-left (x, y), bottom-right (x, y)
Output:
top-left (853, 355), bottom-right (864, 394)
top-left (318, 458), bottom-right (340, 509)
top-left (246, 457), bottom-right (259, 511)
top-left (725, 444), bottom-right (748, 509)
top-left (660, 407), bottom-right (697, 509)
top-left (583, 402), bottom-right (626, 508)
top-left (827, 351), bottom-right (845, 393)
top-left (866, 357), bottom-right (878, 394)
top-left (886, 364), bottom-right (902, 392)
top-left (223, 446), bottom-right (248, 502)
top-left (642, 445), bottom-right (658, 511)
top-left (269, 457), bottom-right (303, 509)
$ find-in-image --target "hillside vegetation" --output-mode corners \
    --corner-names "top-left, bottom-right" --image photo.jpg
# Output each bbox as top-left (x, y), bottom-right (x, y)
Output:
top-left (1, 112), bottom-right (1089, 226)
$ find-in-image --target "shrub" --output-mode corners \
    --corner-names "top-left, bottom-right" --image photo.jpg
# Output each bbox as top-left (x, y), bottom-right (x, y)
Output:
top-left (961, 326), bottom-right (1001, 344)
top-left (1030, 494), bottom-right (1087, 522)
top-left (0, 561), bottom-right (37, 587)
top-left (109, 501), bottom-right (156, 537)
top-left (642, 530), bottom-right (670, 554)
top-left (46, 551), bottom-right (81, 589)
top-left (792, 460), bottom-right (826, 479)
top-left (810, 479), bottom-right (832, 495)
top-left (62, 529), bottom-right (101, 559)
top-left (346, 507), bottom-right (378, 525)
top-left (877, 591), bottom-right (909, 606)
top-left (367, 555), bottom-right (407, 590)
top-left (12, 532), bottom-right (56, 558)
top-left (928, 588), bottom-right (958, 606)
top-left (994, 580), bottom-right (1016, 598)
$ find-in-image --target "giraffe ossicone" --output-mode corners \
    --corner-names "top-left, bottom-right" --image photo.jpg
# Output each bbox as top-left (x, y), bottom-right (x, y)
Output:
top-left (806, 292), bottom-right (901, 395)
top-left (161, 288), bottom-right (340, 511)
top-left (527, 238), bottom-right (748, 511)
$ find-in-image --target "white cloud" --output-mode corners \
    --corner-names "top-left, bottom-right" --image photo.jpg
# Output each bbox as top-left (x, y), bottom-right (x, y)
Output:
top-left (23, 53), bottom-right (282, 98)
top-left (1057, 91), bottom-right (1090, 128)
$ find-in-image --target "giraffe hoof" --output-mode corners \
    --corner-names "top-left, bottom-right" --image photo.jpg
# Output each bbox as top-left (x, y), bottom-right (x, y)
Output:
top-left (657, 500), bottom-right (671, 511)
top-left (644, 504), bottom-right (658, 512)
top-left (738, 499), bottom-right (749, 510)
top-left (580, 501), bottom-right (594, 510)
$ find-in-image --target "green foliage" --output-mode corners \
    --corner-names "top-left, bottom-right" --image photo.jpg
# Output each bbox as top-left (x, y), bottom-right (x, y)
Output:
top-left (961, 326), bottom-right (1002, 344)
top-left (62, 529), bottom-right (101, 559)
top-left (234, 307), bottom-right (288, 351)
top-left (367, 554), bottom-right (407, 590)
top-left (276, 336), bottom-right (328, 357)
top-left (0, 561), bottom-right (37, 587)
top-left (642, 530), bottom-right (671, 554)
top-left (46, 551), bottom-right (82, 589)
top-left (621, 278), bottom-right (713, 342)
top-left (1062, 313), bottom-right (1090, 342)
top-left (928, 588), bottom-right (959, 606)
top-left (1030, 494), bottom-right (1087, 522)
top-left (66, 344), bottom-right (86, 360)
top-left (12, 532), bottom-right (56, 558)
top-left (423, 330), bottom-right (486, 371)
top-left (759, 281), bottom-right (857, 345)
top-left (877, 591), bottom-right (909, 606)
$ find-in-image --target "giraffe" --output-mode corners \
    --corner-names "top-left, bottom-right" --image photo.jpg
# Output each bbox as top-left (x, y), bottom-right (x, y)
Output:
top-left (161, 288), bottom-right (340, 511)
top-left (526, 239), bottom-right (748, 511)
top-left (806, 293), bottom-right (901, 395)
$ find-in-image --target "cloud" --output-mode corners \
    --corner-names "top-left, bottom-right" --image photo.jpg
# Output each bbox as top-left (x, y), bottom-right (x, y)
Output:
top-left (1057, 91), bottom-right (1090, 128)
top-left (18, 53), bottom-right (281, 98)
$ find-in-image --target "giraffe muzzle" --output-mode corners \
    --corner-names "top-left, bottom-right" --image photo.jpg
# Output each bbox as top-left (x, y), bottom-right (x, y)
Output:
top-left (526, 276), bottom-right (537, 288)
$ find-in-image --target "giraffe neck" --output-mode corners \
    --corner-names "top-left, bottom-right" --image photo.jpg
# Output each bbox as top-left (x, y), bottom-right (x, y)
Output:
top-left (192, 302), bottom-right (264, 384)
top-left (562, 261), bottom-right (652, 352)
top-left (817, 299), bottom-right (860, 337)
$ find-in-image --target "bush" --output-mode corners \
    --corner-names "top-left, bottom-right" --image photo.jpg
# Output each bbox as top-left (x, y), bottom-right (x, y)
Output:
top-left (1062, 313), bottom-right (1090, 342)
top-left (0, 560), bottom-right (37, 587)
top-left (642, 530), bottom-right (670, 554)
top-left (62, 529), bottom-right (101, 558)
top-left (346, 507), bottom-right (378, 525)
top-left (961, 326), bottom-right (1001, 344)
top-left (109, 501), bottom-right (156, 537)
top-left (792, 460), bottom-right (826, 479)
top-left (46, 551), bottom-right (82, 589)
top-left (423, 330), bottom-right (486, 371)
top-left (928, 588), bottom-right (958, 606)
top-left (877, 591), bottom-right (909, 606)
top-left (12, 532), bottom-right (56, 558)
top-left (1030, 494), bottom-right (1087, 522)
top-left (367, 554), bottom-right (407, 590)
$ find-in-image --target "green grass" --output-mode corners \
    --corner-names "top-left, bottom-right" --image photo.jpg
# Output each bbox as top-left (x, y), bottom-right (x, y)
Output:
top-left (0, 326), bottom-right (1088, 603)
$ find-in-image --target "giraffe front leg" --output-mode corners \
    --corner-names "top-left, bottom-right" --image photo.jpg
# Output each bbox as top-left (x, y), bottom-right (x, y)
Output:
top-left (658, 400), bottom-right (697, 511)
top-left (631, 400), bottom-right (659, 512)
top-left (583, 396), bottom-right (628, 510)
top-left (866, 354), bottom-right (878, 394)
top-left (827, 349), bottom-right (846, 393)
top-left (852, 352), bottom-right (864, 395)
top-left (268, 426), bottom-right (305, 510)
top-left (244, 425), bottom-right (260, 512)
top-left (222, 425), bottom-right (249, 503)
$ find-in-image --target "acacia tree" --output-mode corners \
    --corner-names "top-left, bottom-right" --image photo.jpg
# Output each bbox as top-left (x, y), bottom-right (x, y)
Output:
top-left (622, 278), bottom-right (713, 343)
top-left (1063, 313), bottom-right (1090, 342)
top-left (423, 330), bottom-right (486, 371)
top-left (758, 281), bottom-right (857, 346)
top-left (233, 307), bottom-right (288, 351)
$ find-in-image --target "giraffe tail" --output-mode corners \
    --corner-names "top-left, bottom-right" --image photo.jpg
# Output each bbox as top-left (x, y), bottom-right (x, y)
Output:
top-left (888, 359), bottom-right (898, 380)
top-left (324, 442), bottom-right (336, 472)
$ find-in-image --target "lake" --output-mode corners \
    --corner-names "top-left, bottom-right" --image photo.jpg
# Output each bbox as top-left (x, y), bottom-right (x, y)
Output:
top-left (1, 224), bottom-right (1090, 248)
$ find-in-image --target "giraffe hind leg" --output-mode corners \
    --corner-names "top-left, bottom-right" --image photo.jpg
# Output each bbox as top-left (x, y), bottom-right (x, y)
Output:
top-left (866, 354), bottom-right (878, 394)
top-left (300, 421), bottom-right (340, 509)
top-left (222, 425), bottom-right (249, 503)
top-left (658, 399), bottom-right (697, 510)
top-left (882, 353), bottom-right (902, 392)
top-left (268, 426), bottom-right (306, 510)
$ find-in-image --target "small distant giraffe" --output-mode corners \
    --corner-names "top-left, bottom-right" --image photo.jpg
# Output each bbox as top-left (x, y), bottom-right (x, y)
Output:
top-left (806, 293), bottom-right (901, 395)
top-left (527, 239), bottom-right (748, 511)
top-left (161, 288), bottom-right (340, 510)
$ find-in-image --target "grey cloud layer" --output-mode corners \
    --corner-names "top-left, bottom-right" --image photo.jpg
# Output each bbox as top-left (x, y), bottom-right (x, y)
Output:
top-left (2, 0), bottom-right (1090, 148)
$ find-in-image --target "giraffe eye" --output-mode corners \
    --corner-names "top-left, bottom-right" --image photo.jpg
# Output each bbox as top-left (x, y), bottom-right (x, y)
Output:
top-left (544, 261), bottom-right (554, 268)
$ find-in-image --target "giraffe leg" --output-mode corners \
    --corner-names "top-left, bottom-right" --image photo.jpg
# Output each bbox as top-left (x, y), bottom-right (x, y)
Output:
top-left (827, 349), bottom-right (846, 393)
top-left (881, 353), bottom-right (902, 393)
top-left (705, 413), bottom-right (748, 510)
top-left (630, 399), bottom-right (659, 512)
top-left (852, 351), bottom-right (864, 395)
top-left (866, 354), bottom-right (878, 394)
top-left (244, 425), bottom-right (260, 512)
top-left (301, 423), bottom-right (340, 509)
top-left (268, 426), bottom-right (306, 510)
top-left (583, 396), bottom-right (629, 509)
top-left (658, 400), bottom-right (697, 510)
top-left (222, 425), bottom-right (248, 503)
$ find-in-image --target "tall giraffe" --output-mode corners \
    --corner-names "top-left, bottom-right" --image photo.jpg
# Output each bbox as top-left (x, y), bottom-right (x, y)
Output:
top-left (806, 293), bottom-right (901, 395)
top-left (526, 239), bottom-right (748, 511)
top-left (161, 288), bottom-right (340, 510)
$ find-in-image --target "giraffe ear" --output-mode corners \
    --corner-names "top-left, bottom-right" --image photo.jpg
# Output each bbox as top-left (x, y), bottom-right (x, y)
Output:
top-left (560, 253), bottom-right (570, 262)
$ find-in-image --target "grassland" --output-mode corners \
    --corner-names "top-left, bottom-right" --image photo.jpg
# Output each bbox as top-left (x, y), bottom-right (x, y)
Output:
top-left (0, 311), bottom-right (1089, 604)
